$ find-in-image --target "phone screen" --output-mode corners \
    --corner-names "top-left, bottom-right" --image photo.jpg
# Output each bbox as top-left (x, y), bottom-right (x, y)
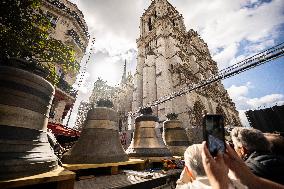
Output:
top-left (203, 115), bottom-right (225, 156)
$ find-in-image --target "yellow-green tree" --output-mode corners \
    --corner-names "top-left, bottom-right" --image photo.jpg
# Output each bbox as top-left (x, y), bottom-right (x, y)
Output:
top-left (0, 0), bottom-right (78, 83)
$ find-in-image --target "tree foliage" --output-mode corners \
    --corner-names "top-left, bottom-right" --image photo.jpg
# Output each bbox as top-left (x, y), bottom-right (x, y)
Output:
top-left (0, 0), bottom-right (78, 83)
top-left (89, 78), bottom-right (118, 103)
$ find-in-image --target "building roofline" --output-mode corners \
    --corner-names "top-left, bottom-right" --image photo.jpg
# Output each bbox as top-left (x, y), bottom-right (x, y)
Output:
top-left (44, 0), bottom-right (90, 39)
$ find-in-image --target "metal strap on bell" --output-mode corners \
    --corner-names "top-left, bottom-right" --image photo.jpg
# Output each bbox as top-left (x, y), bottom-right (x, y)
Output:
top-left (62, 107), bottom-right (129, 164)
top-left (163, 119), bottom-right (190, 156)
top-left (0, 66), bottom-right (58, 180)
top-left (126, 107), bottom-right (172, 158)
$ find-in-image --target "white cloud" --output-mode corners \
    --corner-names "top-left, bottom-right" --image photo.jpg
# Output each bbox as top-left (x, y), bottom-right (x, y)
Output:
top-left (227, 82), bottom-right (284, 110)
top-left (227, 82), bottom-right (251, 98)
top-left (74, 0), bottom-right (284, 76)
top-left (227, 82), bottom-right (252, 110)
top-left (174, 0), bottom-right (284, 69)
top-left (213, 43), bottom-right (239, 69)
top-left (238, 110), bottom-right (250, 127)
top-left (247, 94), bottom-right (284, 108)
top-left (226, 82), bottom-right (284, 127)
top-left (75, 0), bottom-right (149, 54)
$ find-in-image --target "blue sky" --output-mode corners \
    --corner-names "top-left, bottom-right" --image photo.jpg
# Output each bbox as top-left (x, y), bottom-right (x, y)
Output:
top-left (223, 55), bottom-right (284, 98)
top-left (65, 0), bottom-right (284, 127)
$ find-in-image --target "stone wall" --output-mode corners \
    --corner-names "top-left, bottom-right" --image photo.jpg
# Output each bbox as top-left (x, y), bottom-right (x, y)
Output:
top-left (132, 0), bottom-right (241, 143)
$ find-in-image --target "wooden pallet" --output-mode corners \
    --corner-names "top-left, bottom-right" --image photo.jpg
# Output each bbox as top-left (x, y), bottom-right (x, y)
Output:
top-left (74, 169), bottom-right (182, 189)
top-left (63, 159), bottom-right (145, 175)
top-left (0, 167), bottom-right (75, 189)
top-left (134, 156), bottom-right (182, 162)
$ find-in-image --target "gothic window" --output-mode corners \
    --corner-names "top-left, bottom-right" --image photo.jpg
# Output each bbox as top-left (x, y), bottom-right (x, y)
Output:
top-left (148, 17), bottom-right (152, 31)
top-left (119, 119), bottom-right (122, 132)
top-left (57, 68), bottom-right (63, 79)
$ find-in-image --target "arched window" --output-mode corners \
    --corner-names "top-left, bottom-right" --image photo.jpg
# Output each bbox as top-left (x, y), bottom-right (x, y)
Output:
top-left (148, 17), bottom-right (152, 31)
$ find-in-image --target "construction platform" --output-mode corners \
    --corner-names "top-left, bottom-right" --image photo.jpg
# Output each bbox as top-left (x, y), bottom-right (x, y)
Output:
top-left (0, 167), bottom-right (75, 189)
top-left (63, 159), bottom-right (146, 176)
top-left (75, 169), bottom-right (182, 189)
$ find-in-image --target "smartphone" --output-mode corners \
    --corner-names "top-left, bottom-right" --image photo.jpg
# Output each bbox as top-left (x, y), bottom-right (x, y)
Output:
top-left (203, 114), bottom-right (225, 156)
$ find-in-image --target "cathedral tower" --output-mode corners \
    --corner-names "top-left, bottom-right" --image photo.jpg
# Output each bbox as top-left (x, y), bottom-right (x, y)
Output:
top-left (133, 0), bottom-right (241, 142)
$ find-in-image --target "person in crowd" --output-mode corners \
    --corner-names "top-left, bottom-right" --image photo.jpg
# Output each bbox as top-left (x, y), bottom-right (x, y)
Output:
top-left (230, 127), bottom-right (284, 184)
top-left (264, 132), bottom-right (284, 156)
top-left (176, 144), bottom-right (246, 189)
top-left (202, 141), bottom-right (284, 189)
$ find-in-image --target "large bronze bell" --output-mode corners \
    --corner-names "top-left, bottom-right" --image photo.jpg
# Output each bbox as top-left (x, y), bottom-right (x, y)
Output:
top-left (0, 66), bottom-right (58, 180)
top-left (126, 107), bottom-right (172, 158)
top-left (62, 107), bottom-right (129, 164)
top-left (163, 119), bottom-right (190, 156)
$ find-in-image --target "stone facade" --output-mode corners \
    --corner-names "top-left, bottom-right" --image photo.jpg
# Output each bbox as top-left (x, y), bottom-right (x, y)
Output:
top-left (132, 0), bottom-right (241, 143)
top-left (74, 66), bottom-right (134, 148)
top-left (41, 0), bottom-right (89, 124)
top-left (75, 61), bottom-right (134, 132)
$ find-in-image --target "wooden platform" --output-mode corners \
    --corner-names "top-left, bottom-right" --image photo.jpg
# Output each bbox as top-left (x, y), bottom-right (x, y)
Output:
top-left (63, 159), bottom-right (145, 175)
top-left (134, 156), bottom-right (183, 162)
top-left (75, 169), bottom-right (182, 189)
top-left (0, 167), bottom-right (75, 189)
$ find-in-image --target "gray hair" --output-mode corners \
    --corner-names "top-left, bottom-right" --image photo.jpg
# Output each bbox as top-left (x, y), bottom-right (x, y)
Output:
top-left (231, 127), bottom-right (271, 153)
top-left (184, 144), bottom-right (205, 177)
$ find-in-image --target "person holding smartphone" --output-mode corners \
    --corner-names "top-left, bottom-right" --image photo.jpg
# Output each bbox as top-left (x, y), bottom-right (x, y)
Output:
top-left (203, 114), bottom-right (226, 157)
top-left (202, 141), bottom-right (284, 189)
top-left (201, 115), bottom-right (284, 189)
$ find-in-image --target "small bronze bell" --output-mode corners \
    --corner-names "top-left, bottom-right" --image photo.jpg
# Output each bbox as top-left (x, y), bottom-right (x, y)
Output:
top-left (163, 114), bottom-right (190, 156)
top-left (126, 107), bottom-right (172, 158)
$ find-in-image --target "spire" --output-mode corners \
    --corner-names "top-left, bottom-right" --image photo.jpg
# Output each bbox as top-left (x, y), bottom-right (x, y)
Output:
top-left (121, 60), bottom-right (127, 84)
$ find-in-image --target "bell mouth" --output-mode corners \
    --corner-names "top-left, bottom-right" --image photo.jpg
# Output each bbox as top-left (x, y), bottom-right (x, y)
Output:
top-left (0, 126), bottom-right (58, 180)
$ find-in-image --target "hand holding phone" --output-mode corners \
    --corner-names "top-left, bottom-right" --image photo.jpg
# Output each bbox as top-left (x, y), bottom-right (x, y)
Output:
top-left (203, 114), bottom-right (226, 156)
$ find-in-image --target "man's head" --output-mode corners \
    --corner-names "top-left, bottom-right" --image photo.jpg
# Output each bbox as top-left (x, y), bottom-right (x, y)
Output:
top-left (231, 127), bottom-right (271, 159)
top-left (184, 144), bottom-right (206, 178)
top-left (264, 133), bottom-right (284, 155)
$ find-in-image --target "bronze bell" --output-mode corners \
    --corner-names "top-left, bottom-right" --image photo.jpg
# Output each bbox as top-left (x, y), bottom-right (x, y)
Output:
top-left (126, 107), bottom-right (172, 158)
top-left (62, 107), bottom-right (129, 164)
top-left (163, 116), bottom-right (190, 156)
top-left (0, 66), bottom-right (58, 180)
